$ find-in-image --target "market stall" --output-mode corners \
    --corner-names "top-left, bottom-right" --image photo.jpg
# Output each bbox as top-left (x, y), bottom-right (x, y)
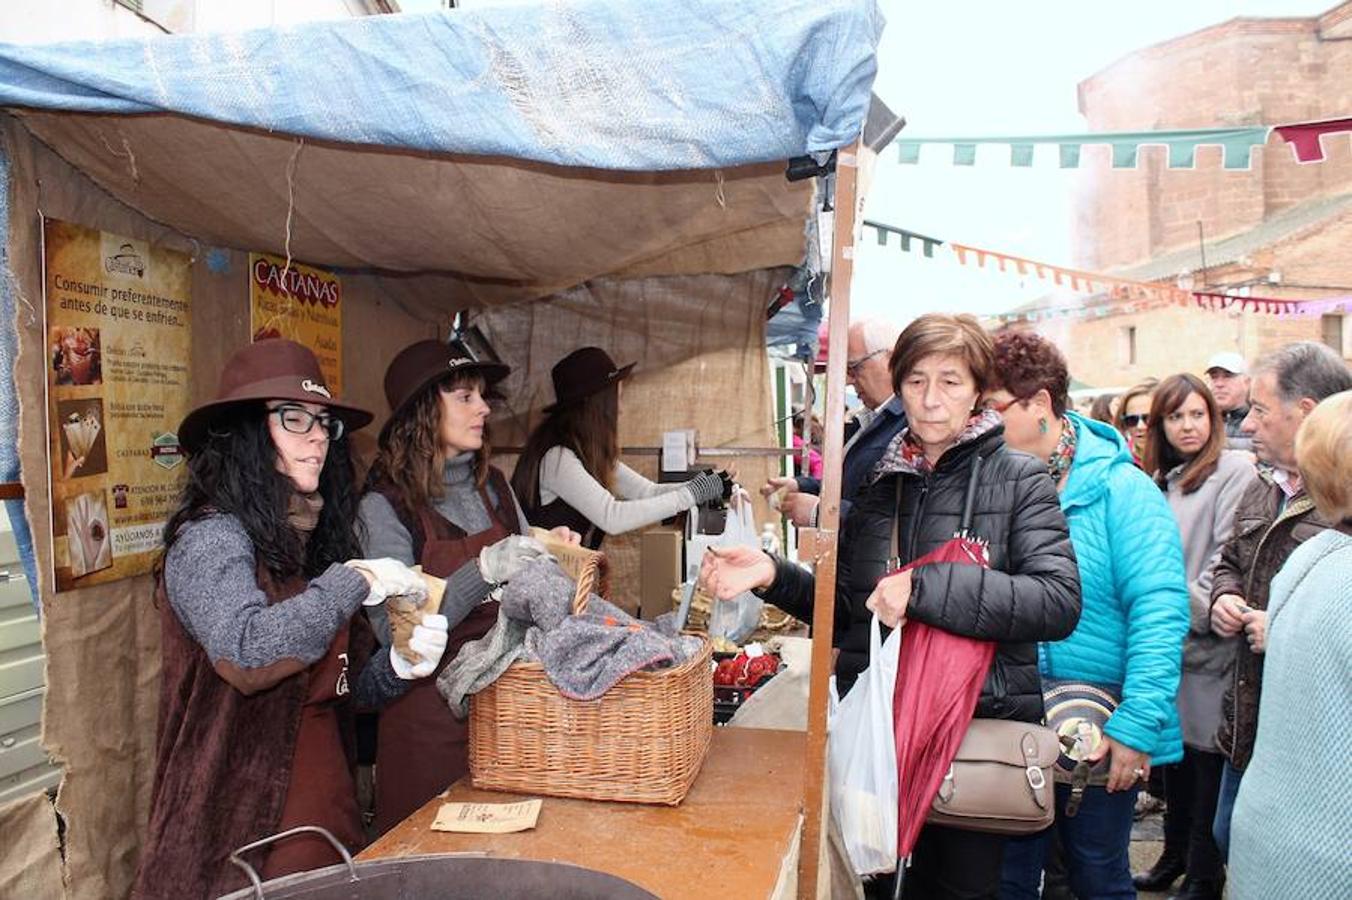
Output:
top-left (0, 2), bottom-right (881, 897)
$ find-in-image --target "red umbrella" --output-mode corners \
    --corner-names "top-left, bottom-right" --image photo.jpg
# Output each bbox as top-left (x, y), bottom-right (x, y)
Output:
top-left (890, 536), bottom-right (996, 862)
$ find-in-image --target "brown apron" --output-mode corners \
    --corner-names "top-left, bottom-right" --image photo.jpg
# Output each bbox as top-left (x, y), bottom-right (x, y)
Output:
top-left (374, 476), bottom-right (515, 835)
top-left (263, 621), bottom-right (365, 879)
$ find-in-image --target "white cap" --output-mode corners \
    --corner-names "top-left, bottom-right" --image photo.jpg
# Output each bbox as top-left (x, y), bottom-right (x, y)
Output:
top-left (1205, 352), bottom-right (1246, 375)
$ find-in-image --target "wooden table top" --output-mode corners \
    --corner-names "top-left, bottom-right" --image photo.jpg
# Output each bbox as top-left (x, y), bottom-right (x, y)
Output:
top-left (360, 727), bottom-right (806, 899)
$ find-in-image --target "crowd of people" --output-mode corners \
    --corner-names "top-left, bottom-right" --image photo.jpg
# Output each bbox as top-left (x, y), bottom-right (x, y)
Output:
top-left (704, 315), bottom-right (1351, 900)
top-left (128, 316), bottom-right (1348, 899)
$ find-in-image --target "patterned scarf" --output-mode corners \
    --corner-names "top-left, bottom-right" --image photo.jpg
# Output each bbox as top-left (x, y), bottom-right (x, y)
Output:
top-left (1047, 416), bottom-right (1077, 486)
top-left (875, 408), bottom-right (1003, 479)
top-left (287, 491), bottom-right (324, 535)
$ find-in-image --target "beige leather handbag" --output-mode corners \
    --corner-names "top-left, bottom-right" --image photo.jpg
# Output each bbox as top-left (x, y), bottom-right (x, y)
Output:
top-left (926, 719), bottom-right (1060, 835)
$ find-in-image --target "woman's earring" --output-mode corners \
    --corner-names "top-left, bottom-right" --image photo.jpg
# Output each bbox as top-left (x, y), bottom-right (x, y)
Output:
top-left (1038, 418), bottom-right (1049, 435)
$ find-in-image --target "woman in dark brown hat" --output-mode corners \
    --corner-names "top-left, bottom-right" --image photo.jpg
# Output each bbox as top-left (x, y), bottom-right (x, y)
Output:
top-left (511, 346), bottom-right (729, 551)
top-left (358, 336), bottom-right (557, 834)
top-left (134, 339), bottom-right (446, 900)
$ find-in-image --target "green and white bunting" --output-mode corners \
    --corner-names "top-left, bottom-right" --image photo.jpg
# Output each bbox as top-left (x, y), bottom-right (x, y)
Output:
top-left (895, 126), bottom-right (1272, 170)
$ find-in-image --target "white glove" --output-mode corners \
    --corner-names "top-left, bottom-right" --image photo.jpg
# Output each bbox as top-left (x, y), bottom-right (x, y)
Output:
top-left (389, 613), bottom-right (449, 680)
top-left (478, 535), bottom-right (552, 585)
top-left (346, 557), bottom-right (428, 607)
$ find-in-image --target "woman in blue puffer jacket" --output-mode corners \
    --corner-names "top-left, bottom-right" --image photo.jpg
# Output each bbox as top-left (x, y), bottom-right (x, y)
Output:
top-left (986, 333), bottom-right (1189, 900)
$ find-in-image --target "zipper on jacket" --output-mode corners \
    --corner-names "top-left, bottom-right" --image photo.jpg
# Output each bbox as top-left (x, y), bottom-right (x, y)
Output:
top-left (989, 657), bottom-right (1007, 709)
top-left (907, 475), bottom-right (931, 563)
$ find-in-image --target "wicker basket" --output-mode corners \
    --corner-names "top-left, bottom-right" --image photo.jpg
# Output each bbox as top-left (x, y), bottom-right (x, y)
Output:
top-left (528, 527), bottom-right (608, 605)
top-left (469, 533), bottom-right (713, 805)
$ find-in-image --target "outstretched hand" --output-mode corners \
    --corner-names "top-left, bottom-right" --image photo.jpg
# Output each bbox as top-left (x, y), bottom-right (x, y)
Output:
top-left (699, 545), bottom-right (776, 600)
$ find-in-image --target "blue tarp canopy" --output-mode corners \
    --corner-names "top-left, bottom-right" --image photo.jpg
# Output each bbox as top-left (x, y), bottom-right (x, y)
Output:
top-left (0, 0), bottom-right (880, 302)
top-left (0, 0), bottom-right (880, 171)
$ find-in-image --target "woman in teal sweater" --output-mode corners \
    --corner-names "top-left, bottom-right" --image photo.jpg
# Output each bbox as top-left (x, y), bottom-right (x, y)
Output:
top-left (986, 333), bottom-right (1189, 900)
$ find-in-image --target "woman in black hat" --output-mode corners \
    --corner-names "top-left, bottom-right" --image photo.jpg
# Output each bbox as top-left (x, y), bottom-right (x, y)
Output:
top-left (357, 337), bottom-right (556, 835)
top-left (134, 339), bottom-right (445, 900)
top-left (512, 346), bottom-right (729, 551)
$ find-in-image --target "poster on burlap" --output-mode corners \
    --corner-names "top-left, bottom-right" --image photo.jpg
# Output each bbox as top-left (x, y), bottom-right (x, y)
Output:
top-left (42, 218), bottom-right (192, 591)
top-left (249, 253), bottom-right (343, 394)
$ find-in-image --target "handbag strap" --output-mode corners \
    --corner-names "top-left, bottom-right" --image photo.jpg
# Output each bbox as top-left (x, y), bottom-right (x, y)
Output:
top-left (886, 451), bottom-right (986, 573)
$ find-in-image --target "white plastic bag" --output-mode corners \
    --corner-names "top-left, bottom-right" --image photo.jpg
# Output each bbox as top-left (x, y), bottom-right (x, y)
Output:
top-left (705, 492), bottom-right (764, 644)
top-left (827, 614), bottom-right (899, 876)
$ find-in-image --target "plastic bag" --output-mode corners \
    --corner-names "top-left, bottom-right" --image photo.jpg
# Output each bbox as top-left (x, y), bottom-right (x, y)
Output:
top-left (706, 493), bottom-right (764, 645)
top-left (828, 614), bottom-right (900, 876)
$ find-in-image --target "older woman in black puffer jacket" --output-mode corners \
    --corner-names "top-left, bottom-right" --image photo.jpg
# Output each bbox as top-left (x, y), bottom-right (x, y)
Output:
top-left (702, 313), bottom-right (1081, 900)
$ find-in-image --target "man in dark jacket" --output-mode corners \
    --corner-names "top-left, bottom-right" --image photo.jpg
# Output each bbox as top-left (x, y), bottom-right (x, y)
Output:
top-left (763, 319), bottom-right (906, 525)
top-left (1208, 341), bottom-right (1351, 859)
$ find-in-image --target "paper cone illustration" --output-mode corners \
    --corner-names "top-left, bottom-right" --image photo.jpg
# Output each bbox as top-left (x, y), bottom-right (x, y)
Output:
top-left (387, 569), bottom-right (446, 664)
top-left (62, 407), bottom-right (102, 462)
top-left (66, 491), bottom-right (114, 578)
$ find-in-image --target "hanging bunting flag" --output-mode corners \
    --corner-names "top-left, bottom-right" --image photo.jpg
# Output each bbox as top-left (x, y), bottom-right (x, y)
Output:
top-left (862, 219), bottom-right (1348, 322)
top-left (1274, 117), bottom-right (1352, 163)
top-left (948, 241), bottom-right (1193, 306)
top-left (895, 126), bottom-right (1272, 170)
top-left (863, 220), bottom-right (944, 258)
top-left (1189, 290), bottom-right (1352, 315)
top-left (981, 295), bottom-right (1179, 326)
top-left (1274, 295), bottom-right (1352, 318)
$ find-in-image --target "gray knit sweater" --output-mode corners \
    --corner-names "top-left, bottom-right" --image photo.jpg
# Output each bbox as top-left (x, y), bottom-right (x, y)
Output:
top-left (356, 454), bottom-right (528, 645)
top-left (164, 513), bottom-right (407, 708)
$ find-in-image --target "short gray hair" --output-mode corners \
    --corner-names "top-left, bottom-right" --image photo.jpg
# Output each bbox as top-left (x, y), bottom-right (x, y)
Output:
top-left (852, 318), bottom-right (902, 355)
top-left (1252, 341), bottom-right (1352, 406)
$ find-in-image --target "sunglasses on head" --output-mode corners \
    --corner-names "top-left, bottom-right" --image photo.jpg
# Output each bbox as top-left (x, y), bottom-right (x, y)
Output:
top-left (1122, 413), bottom-right (1149, 428)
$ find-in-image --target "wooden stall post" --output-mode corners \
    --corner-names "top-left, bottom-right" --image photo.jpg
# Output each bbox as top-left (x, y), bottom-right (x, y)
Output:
top-left (797, 139), bottom-right (861, 899)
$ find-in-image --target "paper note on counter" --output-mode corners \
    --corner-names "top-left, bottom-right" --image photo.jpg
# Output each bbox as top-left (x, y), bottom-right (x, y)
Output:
top-left (431, 799), bottom-right (543, 834)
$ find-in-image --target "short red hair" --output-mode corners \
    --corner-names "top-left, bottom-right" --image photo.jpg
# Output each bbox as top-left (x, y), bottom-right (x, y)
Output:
top-left (990, 331), bottom-right (1070, 416)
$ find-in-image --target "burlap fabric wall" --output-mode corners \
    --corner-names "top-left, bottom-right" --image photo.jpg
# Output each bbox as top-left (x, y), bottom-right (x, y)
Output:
top-left (0, 793), bottom-right (65, 900)
top-left (478, 269), bottom-right (785, 606)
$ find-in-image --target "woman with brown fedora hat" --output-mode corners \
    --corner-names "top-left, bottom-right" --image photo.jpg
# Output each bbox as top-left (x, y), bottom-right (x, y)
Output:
top-left (358, 336), bottom-right (560, 834)
top-left (133, 339), bottom-right (446, 900)
top-left (512, 346), bottom-right (730, 551)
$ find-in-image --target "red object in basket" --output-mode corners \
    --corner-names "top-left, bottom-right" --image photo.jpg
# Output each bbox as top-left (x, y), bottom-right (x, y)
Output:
top-left (890, 536), bottom-right (996, 860)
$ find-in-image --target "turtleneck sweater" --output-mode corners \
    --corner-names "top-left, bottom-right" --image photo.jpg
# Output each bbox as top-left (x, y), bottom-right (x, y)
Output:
top-left (357, 453), bottom-right (527, 644)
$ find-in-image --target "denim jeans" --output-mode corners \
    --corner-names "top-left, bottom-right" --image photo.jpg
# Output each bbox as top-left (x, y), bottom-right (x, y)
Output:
top-left (999, 784), bottom-right (1139, 900)
top-left (1212, 760), bottom-right (1243, 860)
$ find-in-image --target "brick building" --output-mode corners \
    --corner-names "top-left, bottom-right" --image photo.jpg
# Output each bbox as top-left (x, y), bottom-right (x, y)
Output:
top-left (1007, 2), bottom-right (1352, 391)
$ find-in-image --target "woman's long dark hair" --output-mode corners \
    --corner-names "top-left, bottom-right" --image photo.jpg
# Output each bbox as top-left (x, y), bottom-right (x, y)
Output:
top-left (511, 383), bottom-right (619, 510)
top-left (161, 401), bottom-right (361, 580)
top-left (1144, 374), bottom-right (1226, 495)
top-left (363, 372), bottom-right (490, 513)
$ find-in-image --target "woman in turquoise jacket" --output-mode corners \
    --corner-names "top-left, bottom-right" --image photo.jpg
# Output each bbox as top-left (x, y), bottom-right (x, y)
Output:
top-left (986, 333), bottom-right (1189, 900)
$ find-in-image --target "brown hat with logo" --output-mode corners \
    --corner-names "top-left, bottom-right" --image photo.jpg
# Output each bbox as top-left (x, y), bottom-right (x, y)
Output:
top-left (381, 337), bottom-right (511, 435)
top-left (544, 346), bottom-right (635, 413)
top-left (178, 339), bottom-right (373, 452)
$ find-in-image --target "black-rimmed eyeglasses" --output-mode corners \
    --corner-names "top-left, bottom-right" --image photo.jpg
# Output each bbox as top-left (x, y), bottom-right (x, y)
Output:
top-left (269, 404), bottom-right (345, 441)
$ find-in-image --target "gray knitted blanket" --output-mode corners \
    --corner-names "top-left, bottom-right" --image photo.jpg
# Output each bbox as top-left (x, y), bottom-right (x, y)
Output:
top-left (437, 557), bottom-right (701, 714)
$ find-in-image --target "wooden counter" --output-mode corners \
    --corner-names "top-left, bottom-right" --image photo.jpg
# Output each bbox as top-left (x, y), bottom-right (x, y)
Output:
top-left (360, 727), bottom-right (805, 899)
